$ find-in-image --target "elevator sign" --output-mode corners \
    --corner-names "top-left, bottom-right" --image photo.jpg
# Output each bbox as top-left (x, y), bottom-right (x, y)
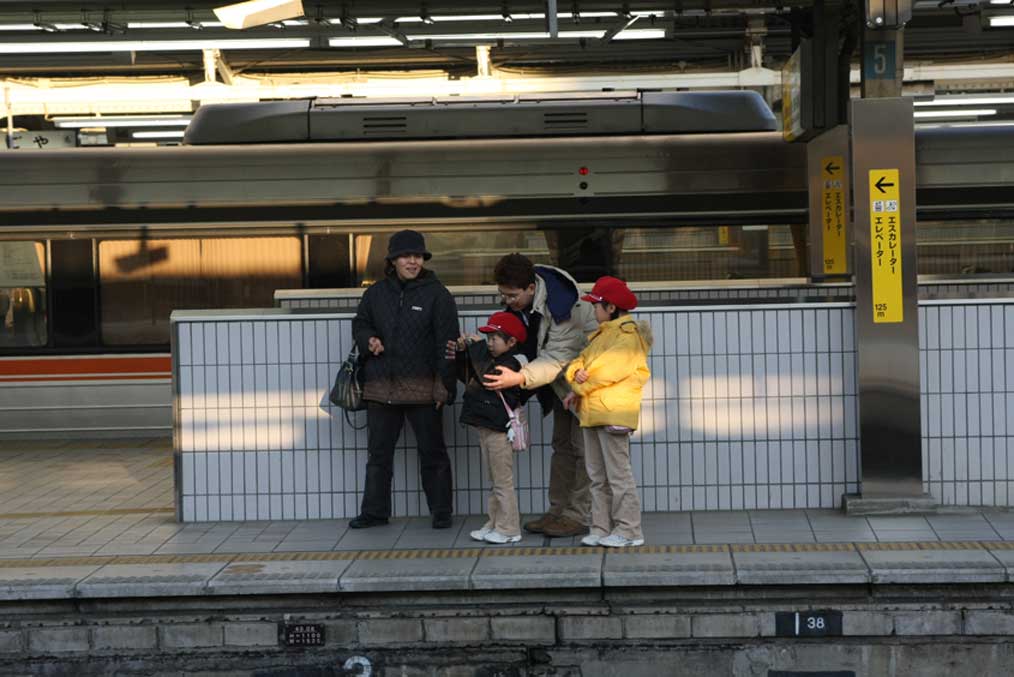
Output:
top-left (868, 169), bottom-right (903, 323)
top-left (821, 156), bottom-right (847, 275)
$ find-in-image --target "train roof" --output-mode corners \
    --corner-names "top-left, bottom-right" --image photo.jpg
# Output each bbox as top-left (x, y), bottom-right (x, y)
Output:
top-left (182, 90), bottom-right (778, 145)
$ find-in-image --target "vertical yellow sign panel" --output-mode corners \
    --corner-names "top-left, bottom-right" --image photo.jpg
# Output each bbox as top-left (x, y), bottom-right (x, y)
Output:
top-left (868, 169), bottom-right (903, 323)
top-left (821, 155), bottom-right (847, 275)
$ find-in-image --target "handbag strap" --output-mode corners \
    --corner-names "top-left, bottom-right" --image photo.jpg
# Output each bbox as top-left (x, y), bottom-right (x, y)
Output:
top-left (344, 408), bottom-right (367, 430)
top-left (496, 390), bottom-right (515, 418)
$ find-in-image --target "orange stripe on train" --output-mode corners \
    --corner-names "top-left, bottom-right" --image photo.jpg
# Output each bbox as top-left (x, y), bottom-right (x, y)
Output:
top-left (0, 356), bottom-right (171, 377)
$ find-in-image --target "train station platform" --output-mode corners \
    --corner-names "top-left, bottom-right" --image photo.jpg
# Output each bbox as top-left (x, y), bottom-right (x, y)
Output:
top-left (5, 438), bottom-right (1014, 675)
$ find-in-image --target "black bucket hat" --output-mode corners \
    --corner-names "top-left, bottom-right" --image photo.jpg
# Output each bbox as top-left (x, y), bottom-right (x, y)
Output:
top-left (385, 229), bottom-right (432, 261)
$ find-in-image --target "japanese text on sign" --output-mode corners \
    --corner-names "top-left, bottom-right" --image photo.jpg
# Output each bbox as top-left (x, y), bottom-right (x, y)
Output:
top-left (868, 169), bottom-right (903, 323)
top-left (821, 156), bottom-right (846, 275)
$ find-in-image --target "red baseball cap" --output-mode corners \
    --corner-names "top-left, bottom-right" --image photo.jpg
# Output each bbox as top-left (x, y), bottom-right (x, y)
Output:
top-left (478, 311), bottom-right (527, 343)
top-left (581, 276), bottom-right (638, 311)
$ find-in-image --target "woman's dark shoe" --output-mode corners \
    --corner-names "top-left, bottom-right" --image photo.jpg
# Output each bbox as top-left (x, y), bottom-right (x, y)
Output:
top-left (349, 514), bottom-right (389, 529)
top-left (432, 513), bottom-right (453, 529)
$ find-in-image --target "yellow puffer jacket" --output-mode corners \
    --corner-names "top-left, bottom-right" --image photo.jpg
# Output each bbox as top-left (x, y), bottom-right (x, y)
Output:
top-left (565, 317), bottom-right (653, 429)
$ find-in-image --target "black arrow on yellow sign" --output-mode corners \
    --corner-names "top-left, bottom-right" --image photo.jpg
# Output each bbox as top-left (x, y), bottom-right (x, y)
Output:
top-left (824, 161), bottom-right (841, 175)
top-left (874, 175), bottom-right (895, 193)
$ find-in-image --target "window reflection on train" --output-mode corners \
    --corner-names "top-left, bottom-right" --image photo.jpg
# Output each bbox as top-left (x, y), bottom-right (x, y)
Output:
top-left (3, 219), bottom-right (1014, 352)
top-left (97, 237), bottom-right (302, 345)
top-left (0, 242), bottom-right (47, 348)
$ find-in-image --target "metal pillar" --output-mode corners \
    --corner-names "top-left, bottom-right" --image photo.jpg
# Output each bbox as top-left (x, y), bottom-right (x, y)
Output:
top-left (848, 97), bottom-right (927, 507)
top-left (806, 125), bottom-right (850, 280)
top-left (843, 0), bottom-right (929, 512)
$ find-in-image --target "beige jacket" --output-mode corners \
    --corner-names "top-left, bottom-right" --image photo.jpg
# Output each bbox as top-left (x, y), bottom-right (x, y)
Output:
top-left (519, 265), bottom-right (600, 401)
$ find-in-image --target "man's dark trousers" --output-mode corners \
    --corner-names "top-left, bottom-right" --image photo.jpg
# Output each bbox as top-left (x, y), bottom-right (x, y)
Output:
top-left (360, 401), bottom-right (453, 519)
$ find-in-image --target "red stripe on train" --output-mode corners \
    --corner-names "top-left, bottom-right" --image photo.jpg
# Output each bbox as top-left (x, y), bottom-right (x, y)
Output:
top-left (0, 374), bottom-right (170, 383)
top-left (0, 356), bottom-right (172, 377)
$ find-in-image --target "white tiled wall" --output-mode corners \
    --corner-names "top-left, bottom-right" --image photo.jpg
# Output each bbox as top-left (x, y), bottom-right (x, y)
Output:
top-left (174, 303), bottom-right (863, 521)
top-left (920, 301), bottom-right (1014, 506)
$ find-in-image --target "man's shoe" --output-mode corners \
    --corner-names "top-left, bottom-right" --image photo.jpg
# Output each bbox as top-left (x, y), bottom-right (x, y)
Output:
top-left (432, 513), bottom-right (453, 529)
top-left (581, 534), bottom-right (602, 546)
top-left (542, 516), bottom-right (589, 538)
top-left (348, 514), bottom-right (389, 529)
top-left (522, 513), bottom-right (556, 534)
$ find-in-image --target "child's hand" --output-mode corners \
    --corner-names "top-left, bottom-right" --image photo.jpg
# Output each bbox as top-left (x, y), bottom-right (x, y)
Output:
top-left (445, 339), bottom-right (459, 360)
top-left (573, 369), bottom-right (590, 384)
top-left (467, 333), bottom-right (483, 344)
top-left (562, 392), bottom-right (578, 411)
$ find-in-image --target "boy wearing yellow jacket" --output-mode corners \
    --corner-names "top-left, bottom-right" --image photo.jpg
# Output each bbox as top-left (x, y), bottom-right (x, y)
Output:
top-left (564, 276), bottom-right (652, 548)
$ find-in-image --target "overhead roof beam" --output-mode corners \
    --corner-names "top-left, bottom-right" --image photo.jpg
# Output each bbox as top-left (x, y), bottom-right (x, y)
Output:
top-left (599, 15), bottom-right (639, 43)
top-left (545, 0), bottom-right (558, 37)
top-left (371, 19), bottom-right (410, 45)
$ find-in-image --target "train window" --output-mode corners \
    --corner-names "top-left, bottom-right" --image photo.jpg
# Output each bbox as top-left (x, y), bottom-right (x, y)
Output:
top-left (98, 237), bottom-right (302, 345)
top-left (917, 219), bottom-right (1014, 275)
top-left (0, 241), bottom-right (47, 348)
top-left (353, 230), bottom-right (553, 287)
top-left (615, 226), bottom-right (799, 282)
top-left (353, 225), bottom-right (802, 286)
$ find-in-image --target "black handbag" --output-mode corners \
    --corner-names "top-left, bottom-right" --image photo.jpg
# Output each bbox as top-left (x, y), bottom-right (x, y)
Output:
top-left (329, 346), bottom-right (367, 428)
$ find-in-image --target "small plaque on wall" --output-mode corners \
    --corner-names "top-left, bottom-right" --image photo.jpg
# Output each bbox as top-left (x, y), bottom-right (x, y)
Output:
top-left (279, 623), bottom-right (325, 647)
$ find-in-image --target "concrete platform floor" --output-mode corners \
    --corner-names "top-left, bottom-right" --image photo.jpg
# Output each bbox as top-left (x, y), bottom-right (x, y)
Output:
top-left (2, 438), bottom-right (1014, 599)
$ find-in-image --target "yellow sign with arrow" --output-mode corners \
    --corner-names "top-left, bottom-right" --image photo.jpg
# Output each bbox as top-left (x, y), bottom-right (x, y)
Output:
top-left (868, 169), bottom-right (903, 323)
top-left (821, 156), bottom-right (846, 275)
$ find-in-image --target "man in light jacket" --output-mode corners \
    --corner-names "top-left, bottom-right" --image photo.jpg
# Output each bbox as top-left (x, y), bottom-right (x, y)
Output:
top-left (483, 253), bottom-right (598, 538)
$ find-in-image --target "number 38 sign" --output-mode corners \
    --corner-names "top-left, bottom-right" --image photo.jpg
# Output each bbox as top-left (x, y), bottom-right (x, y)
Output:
top-left (775, 610), bottom-right (843, 638)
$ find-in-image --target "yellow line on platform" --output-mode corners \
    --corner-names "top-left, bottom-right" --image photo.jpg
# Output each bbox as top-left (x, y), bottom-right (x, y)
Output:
top-left (0, 507), bottom-right (174, 520)
top-left (0, 540), bottom-right (1001, 569)
top-left (729, 543), bottom-right (856, 553)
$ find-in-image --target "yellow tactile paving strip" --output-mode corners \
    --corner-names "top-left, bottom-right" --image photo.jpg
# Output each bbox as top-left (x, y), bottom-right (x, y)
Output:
top-left (0, 507), bottom-right (175, 520)
top-left (0, 541), bottom-right (1005, 570)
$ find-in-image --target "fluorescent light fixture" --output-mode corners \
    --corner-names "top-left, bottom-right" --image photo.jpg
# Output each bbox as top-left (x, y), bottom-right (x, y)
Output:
top-left (403, 30), bottom-right (608, 41)
top-left (913, 108), bottom-right (998, 118)
top-left (407, 31), bottom-right (550, 40)
top-left (989, 15), bottom-right (1014, 25)
top-left (914, 95), bottom-right (1014, 106)
top-left (396, 15), bottom-right (504, 23)
top-left (990, 0), bottom-right (1012, 4)
top-left (53, 115), bottom-right (193, 128)
top-left (127, 22), bottom-right (193, 29)
top-left (614, 28), bottom-right (667, 39)
top-left (52, 23), bottom-right (88, 30)
top-left (214, 0), bottom-right (304, 30)
top-left (328, 36), bottom-right (402, 47)
top-left (917, 121), bottom-right (1014, 128)
top-left (0, 38), bottom-right (310, 53)
top-left (0, 24), bottom-right (43, 31)
top-left (132, 130), bottom-right (186, 139)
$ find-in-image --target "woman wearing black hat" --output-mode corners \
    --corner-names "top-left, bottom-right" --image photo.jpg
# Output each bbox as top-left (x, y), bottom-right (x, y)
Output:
top-left (349, 230), bottom-right (460, 529)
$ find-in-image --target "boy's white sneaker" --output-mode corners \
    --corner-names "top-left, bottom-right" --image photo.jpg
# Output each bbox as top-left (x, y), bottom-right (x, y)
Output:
top-left (581, 534), bottom-right (602, 546)
top-left (484, 530), bottom-right (521, 544)
top-left (599, 534), bottom-right (645, 548)
top-left (470, 526), bottom-right (493, 542)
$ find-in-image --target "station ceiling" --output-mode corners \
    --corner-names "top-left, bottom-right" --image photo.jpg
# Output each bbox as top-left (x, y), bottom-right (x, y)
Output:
top-left (0, 1), bottom-right (1011, 77)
